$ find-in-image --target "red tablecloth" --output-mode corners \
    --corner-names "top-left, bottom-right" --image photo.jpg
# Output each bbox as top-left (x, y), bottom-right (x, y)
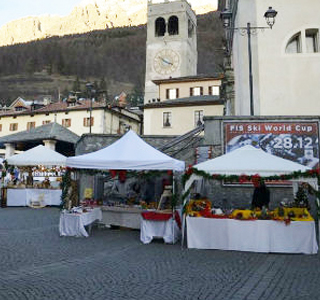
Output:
top-left (141, 211), bottom-right (181, 229)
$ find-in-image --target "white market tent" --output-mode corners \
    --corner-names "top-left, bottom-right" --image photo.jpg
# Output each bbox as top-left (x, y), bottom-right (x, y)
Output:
top-left (194, 145), bottom-right (310, 176)
top-left (184, 145), bottom-right (312, 191)
top-left (66, 130), bottom-right (185, 171)
top-left (182, 145), bottom-right (318, 247)
top-left (7, 145), bottom-right (66, 167)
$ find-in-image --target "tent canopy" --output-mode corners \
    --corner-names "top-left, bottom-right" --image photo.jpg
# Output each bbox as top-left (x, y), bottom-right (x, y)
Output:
top-left (66, 130), bottom-right (185, 171)
top-left (7, 145), bottom-right (66, 166)
top-left (193, 145), bottom-right (310, 176)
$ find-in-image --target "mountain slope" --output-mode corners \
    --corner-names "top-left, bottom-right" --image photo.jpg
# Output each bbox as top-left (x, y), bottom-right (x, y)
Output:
top-left (0, 0), bottom-right (217, 47)
top-left (0, 11), bottom-right (224, 105)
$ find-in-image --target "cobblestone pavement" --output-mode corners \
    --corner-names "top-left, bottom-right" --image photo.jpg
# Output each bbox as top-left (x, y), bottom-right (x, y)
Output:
top-left (0, 207), bottom-right (319, 300)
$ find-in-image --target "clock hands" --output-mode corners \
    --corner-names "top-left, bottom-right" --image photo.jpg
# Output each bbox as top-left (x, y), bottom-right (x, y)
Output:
top-left (159, 56), bottom-right (173, 66)
top-left (153, 49), bottom-right (179, 75)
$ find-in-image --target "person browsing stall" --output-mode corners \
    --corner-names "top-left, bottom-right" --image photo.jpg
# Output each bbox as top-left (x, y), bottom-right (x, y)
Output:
top-left (251, 179), bottom-right (270, 210)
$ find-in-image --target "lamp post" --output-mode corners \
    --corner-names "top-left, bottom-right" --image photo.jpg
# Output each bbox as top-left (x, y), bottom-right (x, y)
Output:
top-left (86, 83), bottom-right (95, 134)
top-left (221, 6), bottom-right (278, 116)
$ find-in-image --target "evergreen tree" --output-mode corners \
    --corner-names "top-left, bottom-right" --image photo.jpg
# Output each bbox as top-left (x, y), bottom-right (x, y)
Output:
top-left (25, 58), bottom-right (36, 75)
top-left (127, 85), bottom-right (144, 107)
top-left (294, 185), bottom-right (310, 209)
top-left (99, 77), bottom-right (109, 102)
top-left (72, 76), bottom-right (81, 93)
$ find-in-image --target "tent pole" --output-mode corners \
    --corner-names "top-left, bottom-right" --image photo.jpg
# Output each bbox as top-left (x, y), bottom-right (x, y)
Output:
top-left (172, 172), bottom-right (175, 244)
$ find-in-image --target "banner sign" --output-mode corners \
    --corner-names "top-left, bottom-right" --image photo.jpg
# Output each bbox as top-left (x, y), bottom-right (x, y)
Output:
top-left (224, 121), bottom-right (319, 169)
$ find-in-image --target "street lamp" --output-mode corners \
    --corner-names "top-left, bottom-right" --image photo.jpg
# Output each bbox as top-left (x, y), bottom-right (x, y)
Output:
top-left (86, 83), bottom-right (95, 134)
top-left (221, 6), bottom-right (278, 115)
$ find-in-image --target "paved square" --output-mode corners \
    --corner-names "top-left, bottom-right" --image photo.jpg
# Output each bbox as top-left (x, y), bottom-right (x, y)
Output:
top-left (0, 207), bottom-right (319, 300)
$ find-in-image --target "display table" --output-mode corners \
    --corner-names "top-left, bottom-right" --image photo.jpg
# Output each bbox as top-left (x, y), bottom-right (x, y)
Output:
top-left (101, 206), bottom-right (142, 229)
top-left (140, 211), bottom-right (181, 244)
top-left (7, 188), bottom-right (62, 206)
top-left (59, 207), bottom-right (102, 237)
top-left (186, 216), bottom-right (318, 254)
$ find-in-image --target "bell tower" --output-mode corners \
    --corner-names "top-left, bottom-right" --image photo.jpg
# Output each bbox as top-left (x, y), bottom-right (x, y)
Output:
top-left (144, 0), bottom-right (197, 104)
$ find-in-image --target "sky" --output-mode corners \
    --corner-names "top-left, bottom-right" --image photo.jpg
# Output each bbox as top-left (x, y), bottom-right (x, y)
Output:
top-left (0, 0), bottom-right (81, 28)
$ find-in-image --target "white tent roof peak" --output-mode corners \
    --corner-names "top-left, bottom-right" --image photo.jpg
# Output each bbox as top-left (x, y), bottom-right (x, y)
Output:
top-left (193, 145), bottom-right (310, 176)
top-left (66, 130), bottom-right (185, 171)
top-left (7, 145), bottom-right (66, 166)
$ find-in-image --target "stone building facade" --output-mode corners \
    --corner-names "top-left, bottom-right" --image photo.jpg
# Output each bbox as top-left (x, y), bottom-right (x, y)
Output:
top-left (220, 0), bottom-right (320, 116)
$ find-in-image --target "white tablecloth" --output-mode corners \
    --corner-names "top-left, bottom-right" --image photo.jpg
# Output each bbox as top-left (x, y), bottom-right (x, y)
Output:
top-left (140, 216), bottom-right (181, 244)
top-left (7, 189), bottom-right (62, 206)
top-left (186, 216), bottom-right (318, 254)
top-left (59, 208), bottom-right (102, 237)
top-left (101, 206), bottom-right (142, 229)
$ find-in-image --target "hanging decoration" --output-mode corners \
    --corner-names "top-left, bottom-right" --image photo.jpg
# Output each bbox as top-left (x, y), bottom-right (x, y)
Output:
top-left (60, 168), bottom-right (71, 209)
top-left (182, 166), bottom-right (320, 187)
top-left (109, 170), bottom-right (117, 178)
top-left (118, 170), bottom-right (127, 183)
top-left (182, 166), bottom-right (320, 216)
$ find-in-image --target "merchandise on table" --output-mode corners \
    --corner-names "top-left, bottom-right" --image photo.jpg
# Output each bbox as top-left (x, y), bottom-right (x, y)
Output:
top-left (185, 199), bottom-right (314, 222)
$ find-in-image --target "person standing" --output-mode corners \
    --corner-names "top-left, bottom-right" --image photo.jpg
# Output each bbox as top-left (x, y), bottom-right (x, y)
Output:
top-left (251, 180), bottom-right (270, 210)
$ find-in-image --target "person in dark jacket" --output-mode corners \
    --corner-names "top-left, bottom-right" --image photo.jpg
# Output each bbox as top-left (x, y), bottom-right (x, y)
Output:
top-left (251, 180), bottom-right (270, 210)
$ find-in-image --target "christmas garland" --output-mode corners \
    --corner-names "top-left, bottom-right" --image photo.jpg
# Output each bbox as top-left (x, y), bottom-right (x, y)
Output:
top-left (69, 167), bottom-right (172, 179)
top-left (182, 166), bottom-right (320, 186)
top-left (63, 168), bottom-right (178, 208)
top-left (182, 166), bottom-right (320, 216)
top-left (60, 168), bottom-right (71, 209)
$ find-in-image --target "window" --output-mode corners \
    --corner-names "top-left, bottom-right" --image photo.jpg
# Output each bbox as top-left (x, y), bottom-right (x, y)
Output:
top-left (27, 122), bottom-right (35, 130)
top-left (62, 119), bottom-right (71, 128)
top-left (306, 29), bottom-right (319, 53)
top-left (285, 33), bottom-right (301, 53)
top-left (190, 87), bottom-right (203, 96)
top-left (166, 88), bottom-right (179, 99)
top-left (285, 29), bottom-right (320, 54)
top-left (163, 112), bottom-right (172, 127)
top-left (155, 17), bottom-right (166, 37)
top-left (42, 120), bottom-right (51, 125)
top-left (194, 110), bottom-right (204, 127)
top-left (15, 107), bottom-right (25, 111)
top-left (168, 16), bottom-right (179, 35)
top-left (83, 117), bottom-right (94, 127)
top-left (209, 86), bottom-right (220, 96)
top-left (9, 123), bottom-right (18, 131)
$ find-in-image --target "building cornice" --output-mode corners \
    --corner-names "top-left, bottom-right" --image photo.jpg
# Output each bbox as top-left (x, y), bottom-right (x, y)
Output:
top-left (152, 74), bottom-right (224, 85)
top-left (144, 98), bottom-right (224, 109)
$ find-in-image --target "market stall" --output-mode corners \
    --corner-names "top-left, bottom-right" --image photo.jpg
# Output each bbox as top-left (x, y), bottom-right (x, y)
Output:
top-left (7, 188), bottom-right (62, 207)
top-left (59, 207), bottom-right (102, 237)
top-left (140, 209), bottom-right (182, 244)
top-left (5, 145), bottom-right (66, 207)
top-left (182, 145), bottom-right (319, 254)
top-left (65, 130), bottom-right (185, 243)
top-left (100, 206), bottom-right (142, 229)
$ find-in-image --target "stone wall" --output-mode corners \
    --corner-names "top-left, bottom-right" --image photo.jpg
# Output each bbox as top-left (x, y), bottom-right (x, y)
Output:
top-left (75, 132), bottom-right (204, 164)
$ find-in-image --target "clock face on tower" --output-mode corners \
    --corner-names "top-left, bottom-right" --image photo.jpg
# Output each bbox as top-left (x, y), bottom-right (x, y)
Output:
top-left (153, 49), bottom-right (180, 75)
